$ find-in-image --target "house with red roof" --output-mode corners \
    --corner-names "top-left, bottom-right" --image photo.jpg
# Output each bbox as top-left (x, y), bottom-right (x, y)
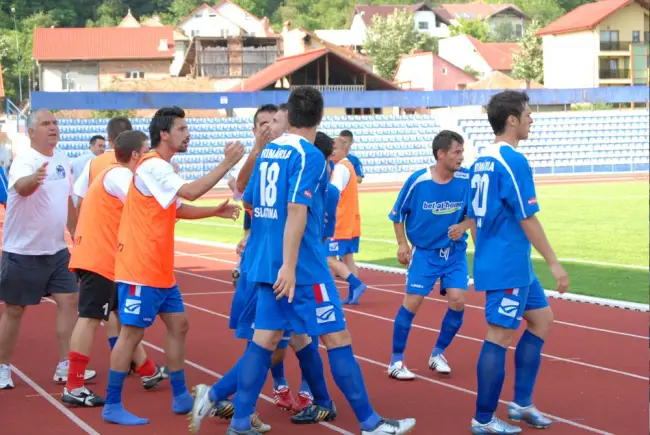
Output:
top-left (439, 34), bottom-right (521, 77)
top-left (536, 0), bottom-right (649, 88)
top-left (32, 26), bottom-right (174, 92)
top-left (392, 51), bottom-right (478, 91)
top-left (440, 2), bottom-right (528, 39)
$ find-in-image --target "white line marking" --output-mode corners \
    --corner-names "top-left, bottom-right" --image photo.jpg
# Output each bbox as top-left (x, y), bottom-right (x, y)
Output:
top-left (10, 365), bottom-right (100, 435)
top-left (177, 223), bottom-right (648, 270)
top-left (175, 269), bottom-right (233, 285)
top-left (173, 241), bottom-right (648, 338)
top-left (179, 289), bottom-right (615, 434)
top-left (183, 291), bottom-right (235, 296)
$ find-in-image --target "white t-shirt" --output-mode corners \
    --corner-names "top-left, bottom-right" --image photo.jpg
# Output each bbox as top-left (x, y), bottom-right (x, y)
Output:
top-left (134, 158), bottom-right (186, 210)
top-left (331, 159), bottom-right (351, 192)
top-left (102, 166), bottom-right (133, 204)
top-left (73, 150), bottom-right (115, 199)
top-left (3, 147), bottom-right (74, 255)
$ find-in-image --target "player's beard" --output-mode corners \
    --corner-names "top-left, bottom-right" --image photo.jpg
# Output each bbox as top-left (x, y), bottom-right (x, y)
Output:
top-left (177, 139), bottom-right (189, 153)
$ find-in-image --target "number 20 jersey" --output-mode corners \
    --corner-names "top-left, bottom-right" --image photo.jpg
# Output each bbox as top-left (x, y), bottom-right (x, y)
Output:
top-left (242, 133), bottom-right (332, 286)
top-left (467, 142), bottom-right (540, 291)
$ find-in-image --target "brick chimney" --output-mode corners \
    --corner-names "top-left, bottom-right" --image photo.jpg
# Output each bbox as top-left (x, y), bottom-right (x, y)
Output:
top-left (262, 16), bottom-right (270, 30)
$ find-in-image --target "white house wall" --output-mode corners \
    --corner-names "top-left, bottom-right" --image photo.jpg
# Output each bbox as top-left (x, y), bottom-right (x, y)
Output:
top-left (41, 63), bottom-right (99, 92)
top-left (439, 35), bottom-right (491, 76)
top-left (180, 9), bottom-right (242, 38)
top-left (215, 2), bottom-right (266, 36)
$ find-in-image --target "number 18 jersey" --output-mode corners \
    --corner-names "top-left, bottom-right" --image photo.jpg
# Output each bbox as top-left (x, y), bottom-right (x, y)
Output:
top-left (242, 133), bottom-right (332, 286)
top-left (467, 142), bottom-right (540, 291)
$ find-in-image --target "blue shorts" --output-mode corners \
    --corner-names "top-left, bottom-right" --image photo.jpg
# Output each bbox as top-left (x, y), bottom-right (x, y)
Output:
top-left (313, 281), bottom-right (347, 336)
top-left (231, 272), bottom-right (289, 349)
top-left (117, 283), bottom-right (185, 328)
top-left (484, 278), bottom-right (549, 330)
top-left (406, 245), bottom-right (469, 296)
top-left (324, 238), bottom-right (339, 258)
top-left (331, 237), bottom-right (359, 257)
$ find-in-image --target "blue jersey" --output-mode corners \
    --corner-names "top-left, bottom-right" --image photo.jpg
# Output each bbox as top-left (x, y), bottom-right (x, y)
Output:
top-left (347, 154), bottom-right (364, 178)
top-left (467, 142), bottom-right (540, 291)
top-left (323, 183), bottom-right (340, 239)
top-left (389, 167), bottom-right (470, 250)
top-left (242, 133), bottom-right (332, 286)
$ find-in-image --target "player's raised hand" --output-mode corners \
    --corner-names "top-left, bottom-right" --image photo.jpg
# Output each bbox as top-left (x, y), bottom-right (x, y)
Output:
top-left (447, 223), bottom-right (466, 241)
top-left (273, 264), bottom-right (296, 303)
top-left (550, 262), bottom-right (569, 294)
top-left (396, 242), bottom-right (411, 265)
top-left (214, 199), bottom-right (241, 221)
top-left (236, 236), bottom-right (248, 256)
top-left (254, 123), bottom-right (273, 151)
top-left (224, 141), bottom-right (245, 167)
top-left (33, 162), bottom-right (49, 185)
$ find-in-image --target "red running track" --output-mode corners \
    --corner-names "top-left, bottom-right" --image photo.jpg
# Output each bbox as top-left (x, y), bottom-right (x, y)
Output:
top-left (1, 239), bottom-right (647, 435)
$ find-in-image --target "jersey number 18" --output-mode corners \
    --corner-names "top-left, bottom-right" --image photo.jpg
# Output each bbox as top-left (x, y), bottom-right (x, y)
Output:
top-left (259, 161), bottom-right (280, 207)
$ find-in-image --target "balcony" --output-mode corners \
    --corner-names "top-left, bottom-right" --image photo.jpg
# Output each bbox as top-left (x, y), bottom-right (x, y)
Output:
top-left (599, 68), bottom-right (631, 79)
top-left (599, 40), bottom-right (632, 51)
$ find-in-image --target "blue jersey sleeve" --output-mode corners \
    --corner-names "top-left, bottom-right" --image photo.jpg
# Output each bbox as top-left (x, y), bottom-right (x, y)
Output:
top-left (288, 149), bottom-right (326, 207)
top-left (241, 159), bottom-right (259, 206)
top-left (388, 173), bottom-right (416, 223)
top-left (353, 158), bottom-right (364, 178)
top-left (499, 147), bottom-right (539, 221)
top-left (465, 171), bottom-right (476, 219)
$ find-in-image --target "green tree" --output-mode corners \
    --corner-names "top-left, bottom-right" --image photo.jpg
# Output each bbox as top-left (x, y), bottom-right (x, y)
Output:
top-left (86, 0), bottom-right (127, 27)
top-left (362, 9), bottom-right (434, 79)
top-left (166, 0), bottom-right (203, 25)
top-left (449, 17), bottom-right (492, 42)
top-left (511, 20), bottom-right (544, 87)
top-left (514, 0), bottom-right (565, 25)
top-left (492, 21), bottom-right (516, 42)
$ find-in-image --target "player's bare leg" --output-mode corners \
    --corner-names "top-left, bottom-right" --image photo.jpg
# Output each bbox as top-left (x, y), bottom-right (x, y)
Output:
top-left (0, 304), bottom-right (25, 389)
top-left (160, 312), bottom-right (193, 414)
top-left (429, 288), bottom-right (465, 374)
top-left (328, 256), bottom-right (366, 305)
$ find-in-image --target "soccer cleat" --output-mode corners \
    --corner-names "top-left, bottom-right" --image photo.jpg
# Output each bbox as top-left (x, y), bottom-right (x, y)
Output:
top-left (508, 402), bottom-right (552, 428)
top-left (428, 354), bottom-right (451, 374)
top-left (232, 267), bottom-right (240, 287)
top-left (471, 416), bottom-right (522, 434)
top-left (53, 366), bottom-right (97, 384)
top-left (189, 384), bottom-right (216, 434)
top-left (0, 364), bottom-right (14, 389)
top-left (226, 427), bottom-right (261, 435)
top-left (62, 387), bottom-right (106, 407)
top-left (141, 365), bottom-right (168, 390)
top-left (294, 390), bottom-right (313, 412)
top-left (272, 385), bottom-right (296, 412)
top-left (388, 361), bottom-right (416, 381)
top-left (290, 403), bottom-right (337, 424)
top-left (250, 413), bottom-right (271, 433)
top-left (362, 418), bottom-right (417, 434)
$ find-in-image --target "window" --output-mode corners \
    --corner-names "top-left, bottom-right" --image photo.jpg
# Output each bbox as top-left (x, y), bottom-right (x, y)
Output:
top-left (62, 73), bottom-right (76, 91)
top-left (221, 29), bottom-right (229, 37)
top-left (418, 21), bottom-right (429, 30)
top-left (632, 31), bottom-right (640, 42)
top-left (125, 71), bottom-right (144, 79)
top-left (442, 67), bottom-right (448, 75)
top-left (515, 24), bottom-right (523, 38)
top-left (191, 29), bottom-right (200, 37)
top-left (645, 31), bottom-right (649, 42)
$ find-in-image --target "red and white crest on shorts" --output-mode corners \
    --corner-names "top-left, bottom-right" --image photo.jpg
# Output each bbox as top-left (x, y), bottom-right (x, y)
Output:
top-left (304, 190), bottom-right (312, 198)
top-left (528, 197), bottom-right (537, 205)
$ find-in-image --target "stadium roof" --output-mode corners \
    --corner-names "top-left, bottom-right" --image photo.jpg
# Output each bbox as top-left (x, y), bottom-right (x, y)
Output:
top-left (537, 0), bottom-right (649, 36)
top-left (33, 26), bottom-right (175, 61)
top-left (466, 35), bottom-right (520, 71)
top-left (231, 48), bottom-right (399, 92)
top-left (0, 64), bottom-right (4, 98)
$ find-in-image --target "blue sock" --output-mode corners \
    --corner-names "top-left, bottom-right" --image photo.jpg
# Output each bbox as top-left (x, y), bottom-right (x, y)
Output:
top-left (295, 339), bottom-right (332, 407)
top-left (271, 361), bottom-right (287, 389)
top-left (210, 359), bottom-right (240, 403)
top-left (346, 273), bottom-right (362, 290)
top-left (513, 330), bottom-right (544, 408)
top-left (106, 369), bottom-right (127, 405)
top-left (232, 342), bottom-right (273, 431)
top-left (169, 369), bottom-right (193, 414)
top-left (432, 308), bottom-right (464, 357)
top-left (328, 345), bottom-right (380, 431)
top-left (391, 305), bottom-right (415, 365)
top-left (299, 337), bottom-right (318, 395)
top-left (108, 336), bottom-right (118, 350)
top-left (475, 341), bottom-right (507, 424)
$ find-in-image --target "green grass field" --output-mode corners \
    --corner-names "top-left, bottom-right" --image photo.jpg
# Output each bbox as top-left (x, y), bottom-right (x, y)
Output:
top-left (176, 181), bottom-right (649, 304)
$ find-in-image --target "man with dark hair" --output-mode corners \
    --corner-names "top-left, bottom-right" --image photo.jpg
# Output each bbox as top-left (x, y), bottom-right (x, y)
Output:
top-left (338, 130), bottom-right (364, 183)
top-left (70, 134), bottom-right (106, 206)
top-left (205, 86), bottom-right (414, 435)
top-left (387, 129), bottom-right (472, 382)
top-left (468, 91), bottom-right (567, 433)
top-left (64, 130), bottom-right (164, 407)
top-left (102, 106), bottom-right (244, 426)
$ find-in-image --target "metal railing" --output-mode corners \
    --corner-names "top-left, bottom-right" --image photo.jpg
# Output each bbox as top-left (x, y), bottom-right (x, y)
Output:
top-left (600, 40), bottom-right (631, 51)
top-left (289, 85), bottom-right (365, 91)
top-left (599, 68), bottom-right (631, 79)
top-left (4, 98), bottom-right (27, 133)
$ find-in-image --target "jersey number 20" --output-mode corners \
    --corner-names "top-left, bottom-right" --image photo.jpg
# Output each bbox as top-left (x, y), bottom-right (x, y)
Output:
top-left (259, 161), bottom-right (280, 207)
top-left (471, 173), bottom-right (489, 217)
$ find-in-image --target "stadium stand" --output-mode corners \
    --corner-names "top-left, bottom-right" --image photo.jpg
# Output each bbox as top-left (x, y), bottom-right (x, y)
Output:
top-left (56, 109), bottom-right (648, 180)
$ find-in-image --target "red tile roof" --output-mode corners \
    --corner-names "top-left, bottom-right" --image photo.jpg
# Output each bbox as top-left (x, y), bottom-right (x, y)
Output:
top-left (231, 48), bottom-right (398, 92)
top-left (441, 2), bottom-right (527, 20)
top-left (33, 26), bottom-right (175, 62)
top-left (0, 64), bottom-right (4, 98)
top-left (394, 51), bottom-right (478, 90)
top-left (467, 35), bottom-right (520, 71)
top-left (353, 3), bottom-right (450, 26)
top-left (537, 0), bottom-right (644, 36)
